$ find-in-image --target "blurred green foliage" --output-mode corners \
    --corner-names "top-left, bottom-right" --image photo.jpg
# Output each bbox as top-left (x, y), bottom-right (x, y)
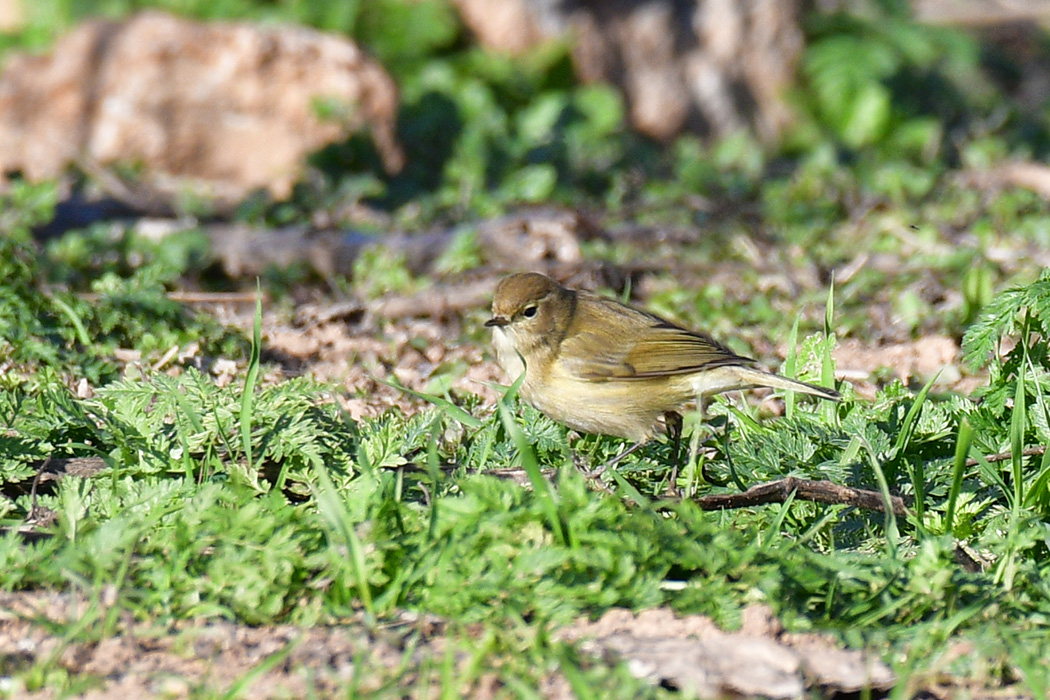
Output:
top-left (4, 0), bottom-right (1049, 349)
top-left (0, 182), bottom-right (246, 385)
top-left (800, 13), bottom-right (988, 153)
top-left (4, 0), bottom-right (1048, 238)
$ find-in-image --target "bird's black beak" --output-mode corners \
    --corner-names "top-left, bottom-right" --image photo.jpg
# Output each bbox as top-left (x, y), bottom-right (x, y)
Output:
top-left (485, 316), bottom-right (509, 328)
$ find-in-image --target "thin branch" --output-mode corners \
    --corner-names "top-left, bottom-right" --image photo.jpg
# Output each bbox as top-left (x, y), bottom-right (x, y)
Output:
top-left (167, 291), bottom-right (266, 304)
top-left (690, 477), bottom-right (909, 516)
top-left (370, 280), bottom-right (494, 320)
top-left (965, 445), bottom-right (1046, 467)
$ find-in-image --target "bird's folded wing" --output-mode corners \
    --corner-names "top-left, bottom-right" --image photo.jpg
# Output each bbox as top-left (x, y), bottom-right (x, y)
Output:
top-left (624, 328), bottom-right (751, 376)
top-left (562, 324), bottom-right (751, 380)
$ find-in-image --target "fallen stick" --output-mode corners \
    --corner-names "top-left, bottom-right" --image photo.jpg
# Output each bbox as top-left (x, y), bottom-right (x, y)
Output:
top-left (692, 477), bottom-right (908, 516)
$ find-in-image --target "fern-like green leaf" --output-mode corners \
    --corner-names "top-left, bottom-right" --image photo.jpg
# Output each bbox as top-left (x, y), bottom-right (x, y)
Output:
top-left (962, 287), bottom-right (1025, 371)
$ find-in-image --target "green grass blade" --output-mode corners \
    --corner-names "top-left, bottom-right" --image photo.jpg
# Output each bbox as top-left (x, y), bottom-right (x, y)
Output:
top-left (1023, 447), bottom-right (1050, 511)
top-left (823, 275), bottom-right (835, 339)
top-left (1009, 367), bottom-right (1027, 515)
top-left (784, 314), bottom-right (800, 420)
top-left (239, 284), bottom-right (263, 475)
top-left (608, 469), bottom-right (652, 511)
top-left (768, 490), bottom-right (797, 537)
top-left (167, 381), bottom-right (205, 434)
top-left (497, 399), bottom-right (570, 547)
top-left (48, 293), bottom-right (91, 347)
top-left (381, 376), bottom-right (482, 429)
top-left (496, 373), bottom-right (570, 548)
top-left (822, 277), bottom-right (838, 424)
top-left (312, 460), bottom-right (375, 621)
top-left (860, 437), bottom-right (899, 554)
top-left (1026, 368), bottom-right (1050, 512)
top-left (891, 371), bottom-right (939, 468)
top-left (168, 386), bottom-right (206, 481)
top-left (945, 418), bottom-right (973, 536)
top-left (426, 418), bottom-right (442, 542)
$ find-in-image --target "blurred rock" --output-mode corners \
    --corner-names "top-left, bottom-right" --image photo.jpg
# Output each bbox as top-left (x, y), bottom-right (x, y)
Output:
top-left (451, 0), bottom-right (803, 142)
top-left (913, 0), bottom-right (1050, 25)
top-left (0, 0), bottom-right (22, 32)
top-left (201, 208), bottom-right (588, 280)
top-left (0, 11), bottom-right (403, 206)
top-left (453, 0), bottom-right (555, 53)
top-left (475, 208), bottom-right (586, 268)
top-left (560, 606), bottom-right (895, 699)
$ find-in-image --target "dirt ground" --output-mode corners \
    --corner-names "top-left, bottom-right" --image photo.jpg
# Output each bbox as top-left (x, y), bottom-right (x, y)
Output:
top-left (6, 210), bottom-right (1021, 698)
top-left (1, 590), bottom-right (1029, 699)
top-left (1, 296), bottom-right (1011, 699)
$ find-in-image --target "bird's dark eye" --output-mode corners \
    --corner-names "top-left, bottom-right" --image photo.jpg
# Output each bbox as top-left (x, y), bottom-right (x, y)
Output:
top-left (522, 305), bottom-right (538, 319)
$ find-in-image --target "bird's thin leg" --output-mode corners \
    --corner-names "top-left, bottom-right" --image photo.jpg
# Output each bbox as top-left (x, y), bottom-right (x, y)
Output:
top-left (664, 411), bottom-right (683, 496)
top-left (586, 440), bottom-right (647, 478)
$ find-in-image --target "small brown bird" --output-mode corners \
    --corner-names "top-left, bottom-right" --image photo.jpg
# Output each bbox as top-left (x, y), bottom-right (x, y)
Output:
top-left (485, 272), bottom-right (840, 469)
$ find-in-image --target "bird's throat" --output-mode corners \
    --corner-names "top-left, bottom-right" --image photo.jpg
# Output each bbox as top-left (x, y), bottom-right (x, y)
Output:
top-left (492, 327), bottom-right (526, 380)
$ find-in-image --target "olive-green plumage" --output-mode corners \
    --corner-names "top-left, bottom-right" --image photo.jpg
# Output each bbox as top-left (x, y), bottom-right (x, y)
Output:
top-left (486, 272), bottom-right (839, 442)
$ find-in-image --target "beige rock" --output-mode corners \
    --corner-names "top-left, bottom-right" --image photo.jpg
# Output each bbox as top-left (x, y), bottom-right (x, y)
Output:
top-left (0, 0), bottom-right (22, 32)
top-left (560, 605), bottom-right (895, 699)
top-left (453, 0), bottom-right (550, 54)
top-left (0, 11), bottom-right (403, 205)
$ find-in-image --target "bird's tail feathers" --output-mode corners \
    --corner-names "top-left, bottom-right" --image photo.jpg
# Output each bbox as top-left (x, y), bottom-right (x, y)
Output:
top-left (728, 365), bottom-right (841, 402)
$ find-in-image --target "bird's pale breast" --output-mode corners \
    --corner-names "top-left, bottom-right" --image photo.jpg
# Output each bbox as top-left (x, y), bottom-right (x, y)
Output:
top-left (519, 359), bottom-right (696, 441)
